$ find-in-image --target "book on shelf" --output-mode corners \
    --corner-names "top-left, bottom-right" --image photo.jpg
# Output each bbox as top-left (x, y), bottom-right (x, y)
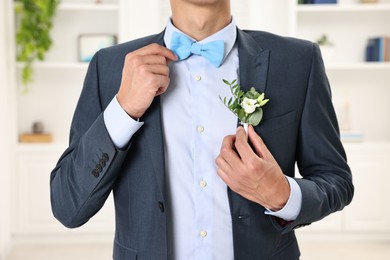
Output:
top-left (366, 36), bottom-right (390, 62)
top-left (298, 0), bottom-right (337, 4)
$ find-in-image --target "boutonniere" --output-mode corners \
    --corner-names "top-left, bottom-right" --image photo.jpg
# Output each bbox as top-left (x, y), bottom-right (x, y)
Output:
top-left (220, 79), bottom-right (269, 132)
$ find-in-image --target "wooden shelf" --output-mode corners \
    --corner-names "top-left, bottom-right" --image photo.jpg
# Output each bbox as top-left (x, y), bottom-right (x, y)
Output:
top-left (325, 62), bottom-right (390, 71)
top-left (59, 3), bottom-right (119, 11)
top-left (17, 143), bottom-right (67, 153)
top-left (343, 141), bottom-right (390, 150)
top-left (297, 3), bottom-right (390, 13)
top-left (14, 2), bottom-right (119, 11)
top-left (17, 62), bottom-right (89, 70)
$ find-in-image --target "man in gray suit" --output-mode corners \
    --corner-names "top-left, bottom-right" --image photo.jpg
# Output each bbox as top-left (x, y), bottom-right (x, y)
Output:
top-left (50, 0), bottom-right (354, 259)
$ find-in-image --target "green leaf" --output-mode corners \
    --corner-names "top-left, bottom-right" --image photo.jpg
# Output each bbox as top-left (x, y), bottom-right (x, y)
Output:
top-left (228, 97), bottom-right (232, 106)
top-left (257, 93), bottom-right (264, 103)
top-left (247, 109), bottom-right (263, 126)
top-left (15, 0), bottom-right (59, 89)
top-left (259, 99), bottom-right (269, 107)
top-left (237, 109), bottom-right (246, 122)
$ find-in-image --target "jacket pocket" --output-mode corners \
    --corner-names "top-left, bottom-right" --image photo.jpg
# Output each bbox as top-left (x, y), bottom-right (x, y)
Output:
top-left (259, 110), bottom-right (297, 133)
top-left (113, 240), bottom-right (137, 260)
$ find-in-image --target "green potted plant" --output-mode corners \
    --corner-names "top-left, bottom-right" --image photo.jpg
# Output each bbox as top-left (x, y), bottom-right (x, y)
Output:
top-left (15, 0), bottom-right (59, 92)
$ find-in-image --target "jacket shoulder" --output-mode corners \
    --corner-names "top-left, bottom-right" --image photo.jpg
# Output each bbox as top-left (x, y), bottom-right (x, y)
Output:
top-left (242, 29), bottom-right (314, 52)
top-left (98, 32), bottom-right (165, 60)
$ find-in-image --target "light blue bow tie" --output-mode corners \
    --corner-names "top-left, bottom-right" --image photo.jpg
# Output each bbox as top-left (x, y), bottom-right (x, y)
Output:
top-left (170, 31), bottom-right (225, 68)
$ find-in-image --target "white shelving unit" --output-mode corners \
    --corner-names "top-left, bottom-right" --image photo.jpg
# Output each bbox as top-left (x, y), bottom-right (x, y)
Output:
top-left (2, 0), bottom-right (390, 251)
top-left (7, 0), bottom-right (123, 245)
top-left (290, 0), bottom-right (390, 240)
top-left (291, 0), bottom-right (390, 143)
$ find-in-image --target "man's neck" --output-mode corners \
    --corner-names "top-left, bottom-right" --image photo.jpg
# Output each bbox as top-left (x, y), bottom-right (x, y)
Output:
top-left (170, 2), bottom-right (231, 41)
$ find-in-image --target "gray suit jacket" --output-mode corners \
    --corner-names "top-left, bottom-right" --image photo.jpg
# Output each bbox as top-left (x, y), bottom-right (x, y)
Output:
top-left (50, 29), bottom-right (354, 260)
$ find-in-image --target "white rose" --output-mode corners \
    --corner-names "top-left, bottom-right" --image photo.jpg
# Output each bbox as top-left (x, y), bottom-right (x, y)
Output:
top-left (241, 97), bottom-right (260, 114)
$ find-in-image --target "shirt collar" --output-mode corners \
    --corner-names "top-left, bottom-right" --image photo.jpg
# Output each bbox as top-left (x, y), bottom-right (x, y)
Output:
top-left (164, 17), bottom-right (237, 61)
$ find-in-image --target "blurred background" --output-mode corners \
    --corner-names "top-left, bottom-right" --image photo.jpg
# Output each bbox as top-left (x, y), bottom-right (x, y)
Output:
top-left (1, 0), bottom-right (390, 259)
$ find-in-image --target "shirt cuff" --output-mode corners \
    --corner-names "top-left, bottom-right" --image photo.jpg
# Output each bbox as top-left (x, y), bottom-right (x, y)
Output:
top-left (103, 96), bottom-right (144, 149)
top-left (264, 176), bottom-right (302, 221)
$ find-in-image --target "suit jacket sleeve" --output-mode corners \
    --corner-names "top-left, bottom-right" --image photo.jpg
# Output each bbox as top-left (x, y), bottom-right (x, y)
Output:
top-left (273, 44), bottom-right (354, 233)
top-left (50, 51), bottom-right (129, 228)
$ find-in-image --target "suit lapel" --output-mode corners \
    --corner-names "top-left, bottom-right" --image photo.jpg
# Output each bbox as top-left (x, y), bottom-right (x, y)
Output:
top-left (237, 29), bottom-right (270, 94)
top-left (228, 30), bottom-right (271, 252)
top-left (141, 31), bottom-right (167, 198)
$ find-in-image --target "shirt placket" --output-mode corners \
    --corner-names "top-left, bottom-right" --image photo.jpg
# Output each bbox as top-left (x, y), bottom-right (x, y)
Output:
top-left (188, 56), bottom-right (213, 260)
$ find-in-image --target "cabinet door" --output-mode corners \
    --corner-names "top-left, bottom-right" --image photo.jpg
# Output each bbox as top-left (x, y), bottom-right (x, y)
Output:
top-left (14, 151), bottom-right (115, 236)
top-left (343, 144), bottom-right (390, 231)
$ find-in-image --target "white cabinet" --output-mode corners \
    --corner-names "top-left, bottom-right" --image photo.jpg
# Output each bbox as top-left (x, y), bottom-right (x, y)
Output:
top-left (297, 143), bottom-right (390, 236)
top-left (13, 145), bottom-right (115, 236)
top-left (14, 148), bottom-right (64, 235)
top-left (343, 143), bottom-right (390, 232)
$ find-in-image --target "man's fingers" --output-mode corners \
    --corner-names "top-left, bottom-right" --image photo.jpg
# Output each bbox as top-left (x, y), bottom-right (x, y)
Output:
top-left (139, 54), bottom-right (170, 66)
top-left (248, 125), bottom-right (268, 159)
top-left (154, 76), bottom-right (171, 96)
top-left (218, 135), bottom-right (242, 169)
top-left (135, 43), bottom-right (178, 62)
top-left (234, 126), bottom-right (256, 162)
top-left (137, 63), bottom-right (170, 77)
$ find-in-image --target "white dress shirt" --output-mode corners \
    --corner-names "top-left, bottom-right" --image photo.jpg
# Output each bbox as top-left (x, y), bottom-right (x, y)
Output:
top-left (103, 18), bottom-right (302, 260)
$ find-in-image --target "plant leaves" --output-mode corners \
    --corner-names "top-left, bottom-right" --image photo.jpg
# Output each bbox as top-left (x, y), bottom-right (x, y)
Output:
top-left (15, 0), bottom-right (59, 87)
top-left (247, 109), bottom-right (263, 126)
top-left (223, 79), bottom-right (230, 85)
top-left (259, 99), bottom-right (269, 107)
top-left (220, 79), bottom-right (269, 126)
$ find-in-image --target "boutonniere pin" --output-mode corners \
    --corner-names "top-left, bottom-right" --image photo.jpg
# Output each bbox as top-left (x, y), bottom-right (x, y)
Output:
top-left (220, 79), bottom-right (269, 133)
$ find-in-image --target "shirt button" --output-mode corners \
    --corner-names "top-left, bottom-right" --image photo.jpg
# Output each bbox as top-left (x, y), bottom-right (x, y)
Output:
top-left (200, 230), bottom-right (207, 238)
top-left (199, 180), bottom-right (207, 188)
top-left (195, 75), bottom-right (202, 81)
top-left (196, 125), bottom-right (204, 133)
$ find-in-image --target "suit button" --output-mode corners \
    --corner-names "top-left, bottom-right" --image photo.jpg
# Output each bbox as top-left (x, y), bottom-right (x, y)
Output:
top-left (91, 169), bottom-right (99, 178)
top-left (95, 164), bottom-right (103, 173)
top-left (102, 153), bottom-right (109, 162)
top-left (158, 201), bottom-right (165, 213)
top-left (99, 158), bottom-right (106, 167)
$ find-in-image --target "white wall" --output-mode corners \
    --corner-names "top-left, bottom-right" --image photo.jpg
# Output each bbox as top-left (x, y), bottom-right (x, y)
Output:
top-left (0, 0), bottom-right (12, 258)
top-left (119, 0), bottom-right (291, 43)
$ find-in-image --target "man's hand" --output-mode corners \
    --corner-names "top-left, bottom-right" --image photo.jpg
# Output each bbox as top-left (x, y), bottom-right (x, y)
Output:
top-left (117, 43), bottom-right (178, 119)
top-left (216, 125), bottom-right (290, 211)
